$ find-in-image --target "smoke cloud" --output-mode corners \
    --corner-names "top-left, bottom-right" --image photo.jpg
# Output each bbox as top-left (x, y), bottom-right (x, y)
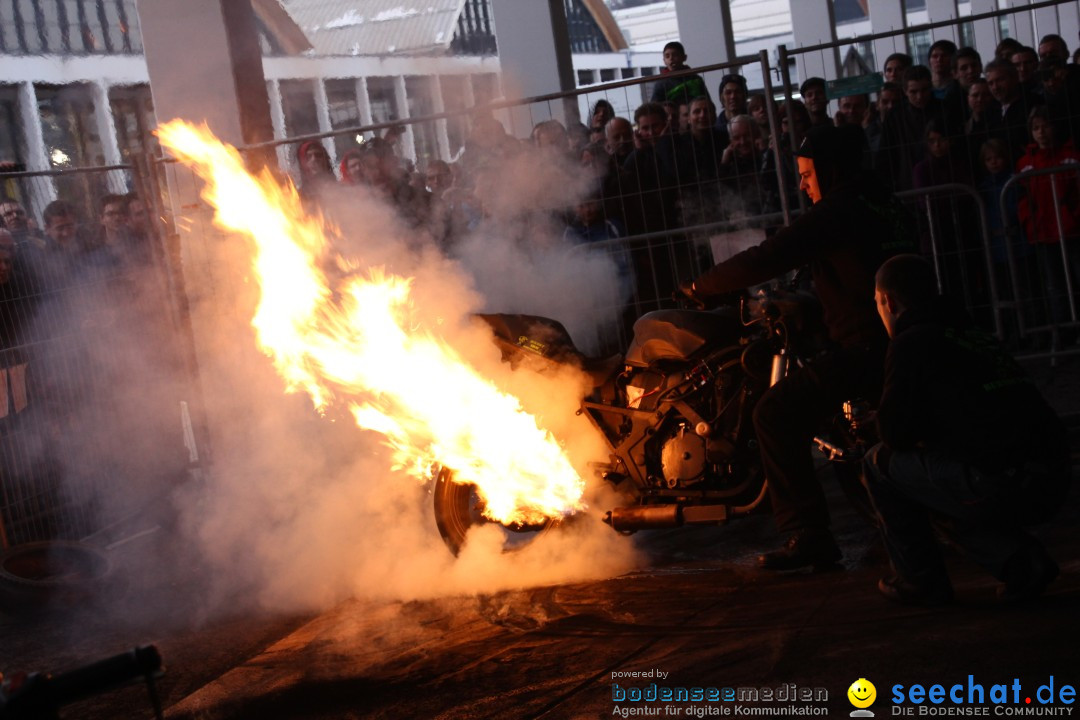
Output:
top-left (110, 126), bottom-right (643, 621)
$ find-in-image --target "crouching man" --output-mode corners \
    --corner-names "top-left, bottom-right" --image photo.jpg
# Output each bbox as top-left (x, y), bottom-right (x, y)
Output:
top-left (866, 254), bottom-right (1071, 605)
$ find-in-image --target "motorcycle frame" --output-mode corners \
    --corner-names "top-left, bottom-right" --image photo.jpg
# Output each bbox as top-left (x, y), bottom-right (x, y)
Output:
top-left (579, 340), bottom-right (770, 505)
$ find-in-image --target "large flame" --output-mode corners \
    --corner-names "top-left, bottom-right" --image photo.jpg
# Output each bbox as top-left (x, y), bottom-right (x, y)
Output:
top-left (157, 121), bottom-right (585, 525)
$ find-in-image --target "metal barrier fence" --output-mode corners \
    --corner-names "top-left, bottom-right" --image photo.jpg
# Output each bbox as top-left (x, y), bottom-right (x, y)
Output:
top-left (999, 162), bottom-right (1080, 358)
top-left (0, 163), bottom-right (198, 548)
top-left (895, 183), bottom-right (1000, 335)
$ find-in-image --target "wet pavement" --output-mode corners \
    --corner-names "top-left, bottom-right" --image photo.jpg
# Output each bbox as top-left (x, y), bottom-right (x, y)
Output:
top-left (3, 358), bottom-right (1079, 720)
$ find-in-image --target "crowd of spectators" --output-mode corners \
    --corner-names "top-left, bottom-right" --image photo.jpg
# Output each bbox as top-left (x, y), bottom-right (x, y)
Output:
top-left (292, 35), bottom-right (1080, 347)
top-left (10, 35), bottom-right (1074, 364)
top-left (0, 189), bottom-right (161, 423)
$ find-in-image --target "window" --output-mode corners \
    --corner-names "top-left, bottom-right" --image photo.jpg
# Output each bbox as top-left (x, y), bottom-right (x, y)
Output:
top-left (440, 76), bottom-right (470, 159)
top-left (279, 80), bottom-right (320, 138)
top-left (959, 22), bottom-right (974, 50)
top-left (405, 76), bottom-right (439, 164)
top-left (367, 77), bottom-right (399, 125)
top-left (621, 68), bottom-right (636, 79)
top-left (833, 0), bottom-right (869, 24)
top-left (0, 86), bottom-right (23, 169)
top-left (109, 84), bottom-right (157, 161)
top-left (36, 83), bottom-right (108, 219)
top-left (325, 79), bottom-right (361, 161)
top-left (856, 40), bottom-right (875, 72)
top-left (907, 30), bottom-right (932, 66)
top-left (600, 68), bottom-right (616, 83)
top-left (471, 74), bottom-right (500, 106)
top-left (577, 70), bottom-right (596, 86)
top-left (0, 85), bottom-right (32, 215)
top-left (37, 83), bottom-right (104, 168)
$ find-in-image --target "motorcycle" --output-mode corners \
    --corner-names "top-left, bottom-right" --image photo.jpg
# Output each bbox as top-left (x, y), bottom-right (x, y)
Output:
top-left (432, 286), bottom-right (876, 555)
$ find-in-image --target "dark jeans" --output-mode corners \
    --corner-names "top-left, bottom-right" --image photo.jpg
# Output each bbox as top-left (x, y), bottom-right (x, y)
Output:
top-left (753, 342), bottom-right (886, 535)
top-left (863, 444), bottom-right (1064, 587)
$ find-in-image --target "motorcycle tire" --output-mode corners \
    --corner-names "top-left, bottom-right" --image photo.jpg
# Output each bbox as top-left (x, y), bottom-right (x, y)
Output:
top-left (0, 541), bottom-right (111, 614)
top-left (432, 467), bottom-right (556, 556)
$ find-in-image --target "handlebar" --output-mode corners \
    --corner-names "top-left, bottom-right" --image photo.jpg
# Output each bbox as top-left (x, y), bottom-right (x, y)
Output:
top-left (0, 645), bottom-right (164, 720)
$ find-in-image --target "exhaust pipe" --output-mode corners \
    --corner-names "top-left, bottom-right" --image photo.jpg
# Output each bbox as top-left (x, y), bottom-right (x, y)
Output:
top-left (603, 504), bottom-right (733, 532)
top-left (604, 505), bottom-right (680, 531)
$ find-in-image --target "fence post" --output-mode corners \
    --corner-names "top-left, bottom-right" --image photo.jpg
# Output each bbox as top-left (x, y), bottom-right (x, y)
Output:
top-left (924, 195), bottom-right (945, 294)
top-left (1049, 173), bottom-right (1078, 323)
top-left (137, 152), bottom-right (215, 469)
top-left (777, 44), bottom-right (807, 214)
top-left (759, 49), bottom-right (791, 227)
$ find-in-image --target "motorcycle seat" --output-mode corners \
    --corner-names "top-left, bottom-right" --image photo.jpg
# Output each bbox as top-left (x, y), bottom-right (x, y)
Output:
top-left (625, 308), bottom-right (742, 367)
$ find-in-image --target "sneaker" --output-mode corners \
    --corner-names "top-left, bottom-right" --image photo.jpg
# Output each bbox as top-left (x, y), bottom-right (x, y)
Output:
top-left (758, 532), bottom-right (842, 571)
top-left (877, 576), bottom-right (954, 607)
top-left (997, 556), bottom-right (1059, 604)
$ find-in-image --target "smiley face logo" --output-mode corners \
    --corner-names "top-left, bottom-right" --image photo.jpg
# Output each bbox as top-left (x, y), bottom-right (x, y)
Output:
top-left (848, 678), bottom-right (877, 709)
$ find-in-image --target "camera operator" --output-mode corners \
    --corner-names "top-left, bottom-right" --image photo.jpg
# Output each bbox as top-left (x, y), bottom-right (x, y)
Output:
top-left (866, 254), bottom-right (1069, 605)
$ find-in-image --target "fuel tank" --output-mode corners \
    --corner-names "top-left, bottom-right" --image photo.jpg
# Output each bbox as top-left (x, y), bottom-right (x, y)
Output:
top-left (624, 308), bottom-right (743, 367)
top-left (476, 313), bottom-right (582, 363)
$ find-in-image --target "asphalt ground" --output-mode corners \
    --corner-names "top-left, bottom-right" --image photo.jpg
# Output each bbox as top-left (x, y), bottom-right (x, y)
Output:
top-left (154, 461), bottom-right (1080, 720)
top-left (2, 355), bottom-right (1078, 720)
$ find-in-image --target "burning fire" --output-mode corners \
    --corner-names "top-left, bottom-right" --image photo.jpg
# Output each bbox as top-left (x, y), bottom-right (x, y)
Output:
top-left (156, 121), bottom-right (585, 526)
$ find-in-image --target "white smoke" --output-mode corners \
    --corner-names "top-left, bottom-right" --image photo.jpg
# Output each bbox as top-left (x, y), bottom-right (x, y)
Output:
top-left (153, 130), bottom-right (642, 617)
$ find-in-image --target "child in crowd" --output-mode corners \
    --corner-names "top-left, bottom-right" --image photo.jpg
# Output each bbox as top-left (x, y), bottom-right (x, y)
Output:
top-left (1016, 106), bottom-right (1080, 342)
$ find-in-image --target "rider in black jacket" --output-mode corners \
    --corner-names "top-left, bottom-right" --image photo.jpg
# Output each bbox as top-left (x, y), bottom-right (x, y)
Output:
top-left (685, 123), bottom-right (915, 570)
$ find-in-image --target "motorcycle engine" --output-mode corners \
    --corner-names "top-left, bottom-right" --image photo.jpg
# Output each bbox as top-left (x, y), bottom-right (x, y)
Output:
top-left (659, 424), bottom-right (708, 488)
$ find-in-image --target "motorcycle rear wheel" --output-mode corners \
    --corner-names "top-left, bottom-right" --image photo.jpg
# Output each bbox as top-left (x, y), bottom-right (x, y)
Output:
top-left (432, 467), bottom-right (557, 555)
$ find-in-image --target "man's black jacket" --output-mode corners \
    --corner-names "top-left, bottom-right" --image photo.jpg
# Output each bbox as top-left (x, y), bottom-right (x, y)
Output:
top-left (693, 171), bottom-right (915, 347)
top-left (876, 301), bottom-right (1066, 473)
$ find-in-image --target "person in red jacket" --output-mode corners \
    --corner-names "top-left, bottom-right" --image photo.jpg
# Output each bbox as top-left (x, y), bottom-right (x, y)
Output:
top-left (1016, 106), bottom-right (1080, 339)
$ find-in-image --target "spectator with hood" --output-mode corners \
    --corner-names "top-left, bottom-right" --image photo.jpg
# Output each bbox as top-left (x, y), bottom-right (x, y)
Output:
top-left (681, 123), bottom-right (915, 571)
top-left (339, 148), bottom-right (364, 185)
top-left (296, 141), bottom-right (335, 211)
